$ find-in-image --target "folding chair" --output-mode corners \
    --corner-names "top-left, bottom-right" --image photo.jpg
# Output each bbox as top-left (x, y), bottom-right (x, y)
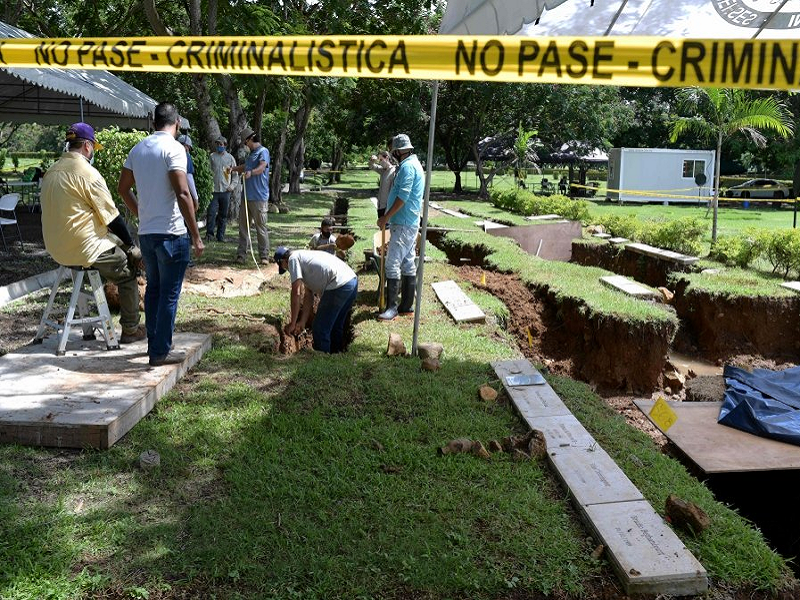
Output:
top-left (0, 193), bottom-right (23, 251)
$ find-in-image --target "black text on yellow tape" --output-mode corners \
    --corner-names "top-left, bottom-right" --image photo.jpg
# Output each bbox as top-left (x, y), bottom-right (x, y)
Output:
top-left (1, 35), bottom-right (799, 90)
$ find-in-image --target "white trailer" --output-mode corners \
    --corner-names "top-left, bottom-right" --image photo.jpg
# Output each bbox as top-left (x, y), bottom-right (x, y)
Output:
top-left (607, 148), bottom-right (716, 205)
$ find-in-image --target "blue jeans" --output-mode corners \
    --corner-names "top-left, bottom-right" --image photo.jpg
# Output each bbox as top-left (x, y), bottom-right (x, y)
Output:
top-left (207, 191), bottom-right (230, 240)
top-left (139, 233), bottom-right (190, 360)
top-left (313, 277), bottom-right (358, 353)
top-left (384, 224), bottom-right (418, 280)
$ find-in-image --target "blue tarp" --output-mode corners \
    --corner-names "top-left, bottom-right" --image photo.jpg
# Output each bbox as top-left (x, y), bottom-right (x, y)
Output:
top-left (719, 365), bottom-right (800, 446)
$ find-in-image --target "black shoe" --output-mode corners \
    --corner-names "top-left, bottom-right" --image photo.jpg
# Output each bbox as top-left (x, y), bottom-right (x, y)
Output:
top-left (149, 351), bottom-right (186, 366)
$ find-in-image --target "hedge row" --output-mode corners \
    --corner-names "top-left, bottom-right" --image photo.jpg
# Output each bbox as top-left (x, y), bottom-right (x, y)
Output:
top-left (594, 213), bottom-right (706, 256)
top-left (710, 228), bottom-right (800, 279)
top-left (490, 188), bottom-right (591, 222)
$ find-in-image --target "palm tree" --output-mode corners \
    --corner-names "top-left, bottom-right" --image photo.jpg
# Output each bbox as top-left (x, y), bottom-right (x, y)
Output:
top-left (669, 88), bottom-right (794, 243)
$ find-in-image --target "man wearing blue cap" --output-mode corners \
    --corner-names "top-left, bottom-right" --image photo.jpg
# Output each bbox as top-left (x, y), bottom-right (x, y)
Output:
top-left (376, 133), bottom-right (424, 321)
top-left (273, 246), bottom-right (358, 353)
top-left (40, 122), bottom-right (145, 344)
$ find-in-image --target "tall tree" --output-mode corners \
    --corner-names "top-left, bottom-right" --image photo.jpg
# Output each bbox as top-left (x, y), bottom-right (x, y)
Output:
top-left (670, 88), bottom-right (794, 242)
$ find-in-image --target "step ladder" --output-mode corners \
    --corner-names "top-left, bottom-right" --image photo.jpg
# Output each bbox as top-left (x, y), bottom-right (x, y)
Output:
top-left (33, 266), bottom-right (120, 356)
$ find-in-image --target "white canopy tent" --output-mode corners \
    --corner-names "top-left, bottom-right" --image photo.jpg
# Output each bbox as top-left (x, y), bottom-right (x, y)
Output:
top-left (410, 0), bottom-right (800, 351)
top-left (0, 21), bottom-right (157, 128)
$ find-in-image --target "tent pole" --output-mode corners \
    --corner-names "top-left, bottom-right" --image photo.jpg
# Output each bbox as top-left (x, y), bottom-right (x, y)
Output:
top-left (80, 98), bottom-right (84, 121)
top-left (411, 80), bottom-right (439, 356)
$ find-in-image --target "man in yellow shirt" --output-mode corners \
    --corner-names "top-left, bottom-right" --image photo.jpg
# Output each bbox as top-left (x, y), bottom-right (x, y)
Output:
top-left (40, 123), bottom-right (145, 344)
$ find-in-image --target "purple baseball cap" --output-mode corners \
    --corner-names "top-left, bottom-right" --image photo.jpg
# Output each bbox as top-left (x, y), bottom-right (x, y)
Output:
top-left (65, 122), bottom-right (103, 150)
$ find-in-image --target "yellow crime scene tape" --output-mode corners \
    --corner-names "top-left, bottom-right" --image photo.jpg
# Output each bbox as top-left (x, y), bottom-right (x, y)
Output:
top-left (571, 182), bottom-right (793, 203)
top-left (2, 35), bottom-right (800, 89)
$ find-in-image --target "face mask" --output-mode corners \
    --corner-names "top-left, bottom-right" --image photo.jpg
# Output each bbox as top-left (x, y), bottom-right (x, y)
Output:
top-left (88, 151), bottom-right (95, 165)
top-left (217, 146), bottom-right (226, 153)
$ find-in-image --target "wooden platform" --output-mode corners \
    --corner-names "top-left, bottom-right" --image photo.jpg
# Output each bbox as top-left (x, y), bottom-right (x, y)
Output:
top-left (600, 275), bottom-right (658, 299)
top-left (0, 332), bottom-right (211, 449)
top-left (494, 359), bottom-right (707, 596)
top-left (634, 400), bottom-right (800, 474)
top-left (432, 280), bottom-right (485, 323)
top-left (625, 242), bottom-right (699, 265)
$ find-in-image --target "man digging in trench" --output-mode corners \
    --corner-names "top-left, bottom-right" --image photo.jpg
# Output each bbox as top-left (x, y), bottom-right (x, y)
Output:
top-left (274, 242), bottom-right (358, 353)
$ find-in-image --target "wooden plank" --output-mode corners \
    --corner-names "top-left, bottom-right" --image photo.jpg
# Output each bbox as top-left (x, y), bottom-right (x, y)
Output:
top-left (626, 242), bottom-right (699, 265)
top-left (781, 281), bottom-right (800, 294)
top-left (634, 400), bottom-right (800, 473)
top-left (600, 275), bottom-right (658, 299)
top-left (432, 280), bottom-right (485, 323)
top-left (0, 332), bottom-right (211, 449)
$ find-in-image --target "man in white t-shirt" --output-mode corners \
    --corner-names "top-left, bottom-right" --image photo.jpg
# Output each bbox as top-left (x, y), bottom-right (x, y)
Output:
top-left (273, 246), bottom-right (358, 353)
top-left (118, 102), bottom-right (204, 367)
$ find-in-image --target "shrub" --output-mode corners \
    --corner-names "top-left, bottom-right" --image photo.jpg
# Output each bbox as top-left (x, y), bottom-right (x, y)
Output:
top-left (762, 229), bottom-right (800, 279)
top-left (93, 127), bottom-right (149, 217)
top-left (640, 217), bottom-right (706, 256)
top-left (190, 146), bottom-right (213, 218)
top-left (709, 229), bottom-right (765, 268)
top-left (11, 156), bottom-right (19, 171)
top-left (595, 213), bottom-right (641, 240)
top-left (0, 148), bottom-right (6, 172)
top-left (490, 188), bottom-right (590, 223)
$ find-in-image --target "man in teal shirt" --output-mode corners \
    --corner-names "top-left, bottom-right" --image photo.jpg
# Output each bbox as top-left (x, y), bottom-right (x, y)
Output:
top-left (232, 127), bottom-right (271, 265)
top-left (376, 133), bottom-right (424, 321)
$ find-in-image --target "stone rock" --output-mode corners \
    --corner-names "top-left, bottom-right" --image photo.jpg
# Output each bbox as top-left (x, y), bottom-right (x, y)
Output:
top-left (527, 430), bottom-right (547, 460)
top-left (387, 332), bottom-right (406, 356)
top-left (138, 449), bottom-right (160, 469)
top-left (478, 385), bottom-right (498, 402)
top-left (417, 342), bottom-right (444, 361)
top-left (488, 440), bottom-right (503, 453)
top-left (471, 441), bottom-right (491, 460)
top-left (421, 357), bottom-right (440, 372)
top-left (590, 544), bottom-right (605, 560)
top-left (438, 438), bottom-right (474, 455)
top-left (267, 202), bottom-right (279, 214)
top-left (665, 494), bottom-right (711, 534)
top-left (685, 375), bottom-right (726, 403)
top-left (587, 224), bottom-right (605, 234)
top-left (511, 449), bottom-right (530, 461)
top-left (663, 369), bottom-right (685, 392)
top-left (657, 286), bottom-right (674, 304)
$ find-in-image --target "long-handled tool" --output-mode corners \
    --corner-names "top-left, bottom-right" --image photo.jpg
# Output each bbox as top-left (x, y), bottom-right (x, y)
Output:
top-left (378, 225), bottom-right (386, 311)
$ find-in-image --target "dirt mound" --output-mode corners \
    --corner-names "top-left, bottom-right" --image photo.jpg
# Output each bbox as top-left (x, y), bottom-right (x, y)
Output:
top-left (183, 265), bottom-right (274, 297)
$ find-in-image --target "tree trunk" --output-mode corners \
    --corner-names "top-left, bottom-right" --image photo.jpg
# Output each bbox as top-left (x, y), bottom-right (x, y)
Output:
top-left (287, 88), bottom-right (313, 194)
top-left (270, 95), bottom-right (291, 205)
top-left (329, 144), bottom-right (345, 185)
top-left (712, 132), bottom-right (723, 243)
top-left (453, 171), bottom-right (463, 193)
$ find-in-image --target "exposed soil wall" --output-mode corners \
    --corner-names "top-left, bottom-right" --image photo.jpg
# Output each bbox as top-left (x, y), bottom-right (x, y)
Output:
top-left (571, 241), bottom-right (695, 289)
top-left (672, 280), bottom-right (800, 361)
top-left (460, 267), bottom-right (675, 392)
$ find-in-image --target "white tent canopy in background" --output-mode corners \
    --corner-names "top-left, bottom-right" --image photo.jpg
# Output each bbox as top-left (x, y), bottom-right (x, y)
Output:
top-left (411, 0), bottom-right (800, 351)
top-left (0, 20), bottom-right (157, 128)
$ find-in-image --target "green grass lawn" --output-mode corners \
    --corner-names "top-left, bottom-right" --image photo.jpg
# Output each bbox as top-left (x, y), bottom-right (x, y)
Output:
top-left (0, 191), bottom-right (795, 599)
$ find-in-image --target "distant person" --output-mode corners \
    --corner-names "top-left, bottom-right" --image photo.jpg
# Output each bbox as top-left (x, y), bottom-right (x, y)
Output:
top-left (118, 102), bottom-right (204, 367)
top-left (376, 134), bottom-right (424, 321)
top-left (274, 246), bottom-right (358, 353)
top-left (40, 122), bottom-right (145, 344)
top-left (309, 217), bottom-right (337, 255)
top-left (369, 150), bottom-right (397, 218)
top-left (177, 134), bottom-right (199, 214)
top-left (559, 176), bottom-right (568, 195)
top-left (231, 127), bottom-right (270, 265)
top-left (207, 135), bottom-right (237, 242)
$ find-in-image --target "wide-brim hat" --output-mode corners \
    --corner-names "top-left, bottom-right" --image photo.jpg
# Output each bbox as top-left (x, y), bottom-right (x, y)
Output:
top-left (391, 133), bottom-right (413, 151)
top-left (177, 134), bottom-right (193, 149)
top-left (241, 127), bottom-right (255, 142)
top-left (215, 135), bottom-right (227, 145)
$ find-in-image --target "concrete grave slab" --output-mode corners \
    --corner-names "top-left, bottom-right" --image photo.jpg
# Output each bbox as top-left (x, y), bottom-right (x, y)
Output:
top-left (0, 332), bottom-right (211, 449)
top-left (369, 196), bottom-right (378, 209)
top-left (432, 280), bottom-right (485, 323)
top-left (492, 360), bottom-right (571, 419)
top-left (583, 500), bottom-right (708, 596)
top-left (609, 237), bottom-right (629, 244)
top-left (525, 214), bottom-right (562, 221)
top-left (593, 232), bottom-right (612, 239)
top-left (548, 445), bottom-right (644, 506)
top-left (781, 281), bottom-right (800, 294)
top-left (474, 220), bottom-right (508, 231)
top-left (626, 242), bottom-right (699, 265)
top-left (0, 267), bottom-right (64, 308)
top-left (527, 414), bottom-right (597, 450)
top-left (634, 400), bottom-right (800, 473)
top-left (600, 275), bottom-right (658, 299)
